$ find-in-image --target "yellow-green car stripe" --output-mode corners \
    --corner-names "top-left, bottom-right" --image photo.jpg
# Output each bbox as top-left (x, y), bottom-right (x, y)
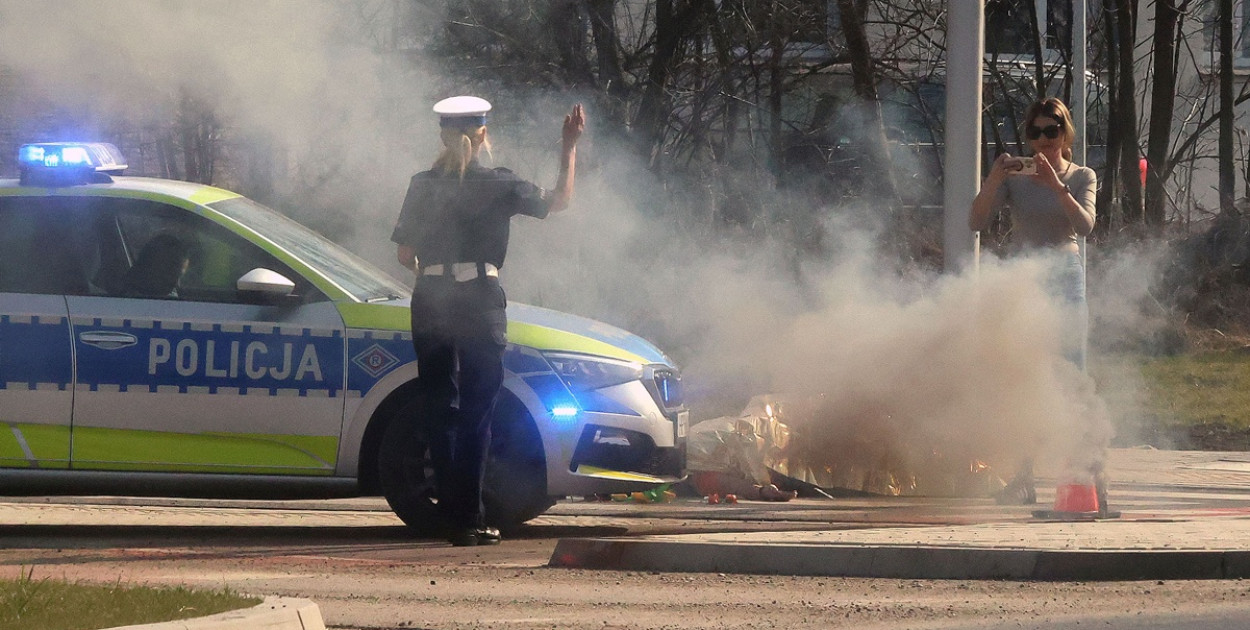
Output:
top-left (70, 427), bottom-right (337, 474)
top-left (187, 186), bottom-right (242, 206)
top-left (337, 303), bottom-right (411, 331)
top-left (0, 424), bottom-right (70, 469)
top-left (341, 304), bottom-right (651, 365)
top-left (508, 321), bottom-right (649, 365)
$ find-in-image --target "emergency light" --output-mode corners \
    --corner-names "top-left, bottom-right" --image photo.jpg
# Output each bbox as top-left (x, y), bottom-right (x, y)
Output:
top-left (18, 142), bottom-right (128, 185)
top-left (550, 405), bottom-right (580, 421)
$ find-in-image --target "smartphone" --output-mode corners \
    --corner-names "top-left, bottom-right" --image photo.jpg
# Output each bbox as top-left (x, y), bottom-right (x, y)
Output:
top-left (1012, 156), bottom-right (1037, 176)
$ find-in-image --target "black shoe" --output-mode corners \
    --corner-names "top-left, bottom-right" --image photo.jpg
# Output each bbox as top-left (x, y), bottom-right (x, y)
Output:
top-left (449, 526), bottom-right (502, 547)
top-left (994, 476), bottom-right (1037, 505)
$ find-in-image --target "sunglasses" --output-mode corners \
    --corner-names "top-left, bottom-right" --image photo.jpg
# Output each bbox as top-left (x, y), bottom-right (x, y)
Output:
top-left (1025, 123), bottom-right (1063, 140)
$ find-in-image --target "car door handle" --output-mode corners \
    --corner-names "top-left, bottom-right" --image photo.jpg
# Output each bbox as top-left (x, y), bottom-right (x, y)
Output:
top-left (79, 331), bottom-right (138, 350)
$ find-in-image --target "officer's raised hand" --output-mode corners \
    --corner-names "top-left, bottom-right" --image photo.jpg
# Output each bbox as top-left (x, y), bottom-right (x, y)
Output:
top-left (550, 104), bottom-right (585, 214)
top-left (563, 104), bottom-right (585, 151)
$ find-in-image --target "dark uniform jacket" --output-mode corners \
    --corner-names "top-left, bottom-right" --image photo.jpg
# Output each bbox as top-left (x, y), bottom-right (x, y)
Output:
top-left (391, 160), bottom-right (548, 270)
top-left (391, 160), bottom-right (548, 343)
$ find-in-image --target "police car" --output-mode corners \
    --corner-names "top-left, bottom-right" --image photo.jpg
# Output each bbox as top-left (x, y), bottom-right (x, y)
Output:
top-left (0, 142), bottom-right (687, 532)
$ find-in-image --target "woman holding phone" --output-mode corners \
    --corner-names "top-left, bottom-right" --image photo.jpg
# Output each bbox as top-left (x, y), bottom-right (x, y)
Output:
top-left (969, 97), bottom-right (1098, 506)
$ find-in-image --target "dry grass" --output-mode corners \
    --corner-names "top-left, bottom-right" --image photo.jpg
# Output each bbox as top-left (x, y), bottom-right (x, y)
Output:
top-left (1139, 351), bottom-right (1250, 427)
top-left (1093, 349), bottom-right (1250, 449)
top-left (0, 568), bottom-right (259, 630)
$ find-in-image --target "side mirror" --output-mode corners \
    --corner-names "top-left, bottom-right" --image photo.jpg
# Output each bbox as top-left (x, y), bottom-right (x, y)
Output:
top-left (237, 268), bottom-right (296, 296)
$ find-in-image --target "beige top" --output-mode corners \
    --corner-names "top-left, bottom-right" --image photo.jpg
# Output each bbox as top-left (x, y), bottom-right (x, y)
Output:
top-left (991, 165), bottom-right (1097, 251)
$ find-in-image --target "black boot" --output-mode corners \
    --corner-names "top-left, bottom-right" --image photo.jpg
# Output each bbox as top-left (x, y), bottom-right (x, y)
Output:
top-left (449, 526), bottom-right (502, 547)
top-left (994, 474), bottom-right (1037, 505)
top-left (995, 459), bottom-right (1036, 505)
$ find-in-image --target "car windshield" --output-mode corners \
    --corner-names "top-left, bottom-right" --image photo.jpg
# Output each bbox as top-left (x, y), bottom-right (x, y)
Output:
top-left (208, 197), bottom-right (409, 302)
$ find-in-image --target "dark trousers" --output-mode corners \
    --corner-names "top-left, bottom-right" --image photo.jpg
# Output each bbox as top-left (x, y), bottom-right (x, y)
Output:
top-left (411, 278), bottom-right (507, 530)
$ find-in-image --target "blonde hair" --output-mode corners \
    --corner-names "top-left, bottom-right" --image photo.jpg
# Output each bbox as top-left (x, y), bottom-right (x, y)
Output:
top-left (1024, 97), bottom-right (1075, 161)
top-left (433, 125), bottom-right (492, 179)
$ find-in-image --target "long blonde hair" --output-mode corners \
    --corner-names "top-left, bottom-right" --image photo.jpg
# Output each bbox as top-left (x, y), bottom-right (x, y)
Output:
top-left (433, 125), bottom-right (492, 179)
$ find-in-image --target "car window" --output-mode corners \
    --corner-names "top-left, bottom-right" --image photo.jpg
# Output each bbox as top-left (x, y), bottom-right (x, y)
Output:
top-left (209, 197), bottom-right (408, 302)
top-left (0, 198), bottom-right (85, 295)
top-left (101, 198), bottom-right (324, 304)
top-left (0, 195), bottom-right (321, 304)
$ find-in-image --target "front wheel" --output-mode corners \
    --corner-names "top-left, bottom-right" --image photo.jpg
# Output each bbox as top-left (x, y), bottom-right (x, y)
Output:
top-left (483, 395), bottom-right (555, 531)
top-left (376, 393), bottom-right (555, 535)
top-left (376, 402), bottom-right (445, 536)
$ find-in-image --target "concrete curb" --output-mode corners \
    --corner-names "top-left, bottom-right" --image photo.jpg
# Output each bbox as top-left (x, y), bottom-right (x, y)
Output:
top-left (550, 538), bottom-right (1250, 581)
top-left (106, 597), bottom-right (325, 630)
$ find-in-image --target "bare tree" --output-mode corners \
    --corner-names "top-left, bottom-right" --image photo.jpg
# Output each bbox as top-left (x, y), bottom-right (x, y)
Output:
top-left (1110, 0), bottom-right (1144, 226)
top-left (549, 0), bottom-right (596, 87)
top-left (586, 0), bottom-right (630, 128)
top-left (1218, 0), bottom-right (1236, 215)
top-left (395, 0), bottom-right (1250, 254)
top-left (177, 91), bottom-right (220, 185)
top-left (1144, 0), bottom-right (1187, 227)
top-left (834, 0), bottom-right (900, 210)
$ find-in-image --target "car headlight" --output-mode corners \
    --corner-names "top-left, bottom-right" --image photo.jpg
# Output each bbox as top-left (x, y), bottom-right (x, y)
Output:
top-left (543, 352), bottom-right (644, 392)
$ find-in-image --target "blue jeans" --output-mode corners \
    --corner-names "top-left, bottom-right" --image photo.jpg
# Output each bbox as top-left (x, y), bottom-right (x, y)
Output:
top-left (1045, 249), bottom-right (1088, 372)
top-left (1000, 249), bottom-right (1091, 496)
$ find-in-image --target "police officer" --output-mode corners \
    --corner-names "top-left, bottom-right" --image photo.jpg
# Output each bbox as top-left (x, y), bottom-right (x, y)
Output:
top-left (392, 96), bottom-right (585, 546)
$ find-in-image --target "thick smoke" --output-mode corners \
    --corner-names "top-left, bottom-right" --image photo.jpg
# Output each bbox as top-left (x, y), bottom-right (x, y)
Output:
top-left (514, 171), bottom-right (1117, 476)
top-left (0, 0), bottom-right (438, 263)
top-left (0, 1), bottom-right (1166, 481)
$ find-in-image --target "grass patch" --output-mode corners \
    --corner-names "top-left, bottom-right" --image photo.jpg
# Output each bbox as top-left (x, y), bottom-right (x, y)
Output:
top-left (1139, 352), bottom-right (1250, 428)
top-left (1093, 350), bottom-right (1250, 449)
top-left (0, 568), bottom-right (260, 630)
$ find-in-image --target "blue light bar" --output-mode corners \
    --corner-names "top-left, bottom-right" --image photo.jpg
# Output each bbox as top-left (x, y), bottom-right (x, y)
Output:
top-left (551, 405), bottom-right (580, 421)
top-left (18, 142), bottom-right (127, 184)
top-left (61, 146), bottom-right (91, 165)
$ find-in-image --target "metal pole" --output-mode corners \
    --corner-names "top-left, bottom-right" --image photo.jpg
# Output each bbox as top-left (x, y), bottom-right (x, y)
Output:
top-left (1073, 0), bottom-right (1088, 268)
top-left (943, 1), bottom-right (985, 273)
top-left (1073, 0), bottom-right (1087, 165)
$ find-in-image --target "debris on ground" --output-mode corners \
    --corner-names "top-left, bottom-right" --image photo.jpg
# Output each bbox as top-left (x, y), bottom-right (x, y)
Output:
top-left (682, 394), bottom-right (1006, 499)
top-left (584, 484), bottom-right (678, 504)
top-left (682, 396), bottom-right (797, 501)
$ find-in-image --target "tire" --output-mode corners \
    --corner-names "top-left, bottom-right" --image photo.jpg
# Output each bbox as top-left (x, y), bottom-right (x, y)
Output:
top-left (376, 402), bottom-right (446, 537)
top-left (483, 395), bottom-right (555, 531)
top-left (377, 393), bottom-right (553, 535)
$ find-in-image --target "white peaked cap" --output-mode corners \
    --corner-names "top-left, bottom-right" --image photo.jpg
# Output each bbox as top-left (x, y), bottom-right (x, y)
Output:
top-left (434, 96), bottom-right (492, 127)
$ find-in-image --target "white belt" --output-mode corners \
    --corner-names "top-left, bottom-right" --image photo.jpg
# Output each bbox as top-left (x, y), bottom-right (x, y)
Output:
top-left (421, 262), bottom-right (499, 281)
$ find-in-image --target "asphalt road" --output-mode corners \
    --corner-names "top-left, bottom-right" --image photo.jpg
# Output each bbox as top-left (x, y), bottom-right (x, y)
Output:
top-left (4, 449), bottom-right (1250, 629)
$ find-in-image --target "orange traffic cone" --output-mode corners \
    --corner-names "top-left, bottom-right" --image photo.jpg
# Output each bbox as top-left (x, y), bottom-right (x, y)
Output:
top-left (1033, 477), bottom-right (1121, 520)
top-left (1052, 482), bottom-right (1099, 514)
